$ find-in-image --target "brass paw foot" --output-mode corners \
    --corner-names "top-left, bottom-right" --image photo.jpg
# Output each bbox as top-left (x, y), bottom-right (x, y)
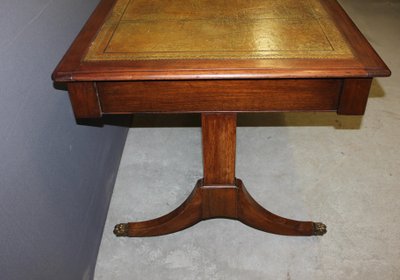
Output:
top-left (313, 222), bottom-right (327, 236)
top-left (114, 223), bottom-right (129, 237)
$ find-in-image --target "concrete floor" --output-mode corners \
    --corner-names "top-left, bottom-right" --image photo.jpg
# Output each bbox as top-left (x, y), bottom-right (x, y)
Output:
top-left (95, 1), bottom-right (400, 279)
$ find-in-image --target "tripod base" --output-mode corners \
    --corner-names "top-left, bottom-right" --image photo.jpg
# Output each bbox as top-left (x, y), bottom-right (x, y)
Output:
top-left (114, 179), bottom-right (327, 237)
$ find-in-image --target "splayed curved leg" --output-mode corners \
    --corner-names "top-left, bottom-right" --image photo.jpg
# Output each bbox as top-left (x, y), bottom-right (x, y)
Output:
top-left (236, 179), bottom-right (326, 236)
top-left (114, 180), bottom-right (203, 237)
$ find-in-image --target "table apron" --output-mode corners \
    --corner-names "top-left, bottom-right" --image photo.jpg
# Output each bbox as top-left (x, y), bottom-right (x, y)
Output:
top-left (66, 78), bottom-right (373, 117)
top-left (96, 79), bottom-right (341, 114)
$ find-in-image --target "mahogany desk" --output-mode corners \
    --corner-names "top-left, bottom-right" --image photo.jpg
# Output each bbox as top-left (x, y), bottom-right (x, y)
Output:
top-left (53, 0), bottom-right (390, 237)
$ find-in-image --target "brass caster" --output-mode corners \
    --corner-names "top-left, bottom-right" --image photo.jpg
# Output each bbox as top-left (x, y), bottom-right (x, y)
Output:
top-left (313, 222), bottom-right (327, 236)
top-left (114, 223), bottom-right (129, 237)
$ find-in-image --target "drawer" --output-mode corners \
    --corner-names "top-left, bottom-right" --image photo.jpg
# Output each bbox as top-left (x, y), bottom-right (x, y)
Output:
top-left (96, 79), bottom-right (342, 113)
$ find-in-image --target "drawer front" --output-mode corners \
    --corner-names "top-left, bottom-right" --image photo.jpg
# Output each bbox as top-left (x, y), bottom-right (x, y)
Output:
top-left (97, 79), bottom-right (342, 113)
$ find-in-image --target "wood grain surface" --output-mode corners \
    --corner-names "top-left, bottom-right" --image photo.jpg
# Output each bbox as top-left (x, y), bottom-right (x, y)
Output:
top-left (97, 79), bottom-right (341, 113)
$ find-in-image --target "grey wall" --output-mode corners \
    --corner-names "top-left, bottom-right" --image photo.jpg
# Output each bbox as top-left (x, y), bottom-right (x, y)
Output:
top-left (0, 0), bottom-right (128, 279)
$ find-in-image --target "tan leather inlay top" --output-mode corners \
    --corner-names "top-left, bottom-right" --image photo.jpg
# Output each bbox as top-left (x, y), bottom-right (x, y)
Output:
top-left (85, 0), bottom-right (354, 61)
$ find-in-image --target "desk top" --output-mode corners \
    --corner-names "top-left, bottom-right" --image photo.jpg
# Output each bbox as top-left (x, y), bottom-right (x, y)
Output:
top-left (53, 0), bottom-right (390, 82)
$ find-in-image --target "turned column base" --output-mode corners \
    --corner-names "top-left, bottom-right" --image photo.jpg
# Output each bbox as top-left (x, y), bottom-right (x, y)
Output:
top-left (113, 178), bottom-right (327, 237)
